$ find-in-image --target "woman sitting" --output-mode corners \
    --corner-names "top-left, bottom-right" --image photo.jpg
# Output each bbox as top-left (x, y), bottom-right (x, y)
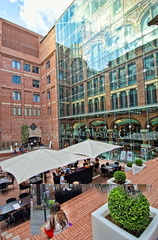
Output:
top-left (44, 202), bottom-right (69, 238)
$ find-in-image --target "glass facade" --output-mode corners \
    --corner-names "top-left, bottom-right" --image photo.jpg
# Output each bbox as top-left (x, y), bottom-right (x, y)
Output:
top-left (55, 0), bottom-right (158, 160)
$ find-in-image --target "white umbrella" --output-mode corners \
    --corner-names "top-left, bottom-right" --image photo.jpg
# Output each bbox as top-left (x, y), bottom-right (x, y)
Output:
top-left (61, 139), bottom-right (122, 158)
top-left (0, 148), bottom-right (85, 184)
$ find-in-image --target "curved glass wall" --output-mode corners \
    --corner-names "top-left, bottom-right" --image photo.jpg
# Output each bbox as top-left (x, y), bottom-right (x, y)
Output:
top-left (55, 0), bottom-right (158, 160)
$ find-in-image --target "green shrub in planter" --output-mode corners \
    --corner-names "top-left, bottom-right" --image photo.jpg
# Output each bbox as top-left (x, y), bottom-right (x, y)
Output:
top-left (108, 186), bottom-right (150, 233)
top-left (135, 159), bottom-right (143, 166)
top-left (127, 162), bottom-right (132, 167)
top-left (113, 171), bottom-right (126, 184)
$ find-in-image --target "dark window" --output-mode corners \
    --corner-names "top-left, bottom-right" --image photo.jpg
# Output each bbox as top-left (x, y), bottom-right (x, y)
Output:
top-left (111, 93), bottom-right (118, 109)
top-left (129, 89), bottom-right (138, 107)
top-left (120, 91), bottom-right (128, 108)
top-left (33, 80), bottom-right (40, 88)
top-left (32, 66), bottom-right (39, 74)
top-left (46, 60), bottom-right (50, 69)
top-left (46, 75), bottom-right (51, 84)
top-left (146, 84), bottom-right (157, 104)
top-left (47, 91), bottom-right (51, 100)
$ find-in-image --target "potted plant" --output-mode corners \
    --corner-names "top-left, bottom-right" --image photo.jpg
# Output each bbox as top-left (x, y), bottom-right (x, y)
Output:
top-left (47, 199), bottom-right (55, 212)
top-left (125, 162), bottom-right (133, 173)
top-left (107, 171), bottom-right (131, 185)
top-left (132, 159), bottom-right (146, 175)
top-left (92, 186), bottom-right (158, 240)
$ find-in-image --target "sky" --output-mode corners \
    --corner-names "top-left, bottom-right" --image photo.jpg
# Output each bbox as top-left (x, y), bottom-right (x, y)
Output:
top-left (0, 0), bottom-right (74, 36)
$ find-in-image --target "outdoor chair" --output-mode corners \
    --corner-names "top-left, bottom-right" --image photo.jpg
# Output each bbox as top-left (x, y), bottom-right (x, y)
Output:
top-left (7, 176), bottom-right (15, 188)
top-left (0, 182), bottom-right (7, 192)
top-left (11, 209), bottom-right (28, 226)
top-left (0, 213), bottom-right (10, 225)
top-left (19, 192), bottom-right (29, 199)
top-left (101, 168), bottom-right (109, 177)
top-left (6, 197), bottom-right (16, 203)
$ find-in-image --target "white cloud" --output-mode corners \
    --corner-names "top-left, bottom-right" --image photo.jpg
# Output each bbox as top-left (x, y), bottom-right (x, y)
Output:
top-left (16, 0), bottom-right (73, 35)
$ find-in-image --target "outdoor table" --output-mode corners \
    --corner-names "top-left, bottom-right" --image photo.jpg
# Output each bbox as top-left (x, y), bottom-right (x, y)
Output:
top-left (55, 187), bottom-right (82, 204)
top-left (0, 195), bottom-right (30, 215)
top-left (65, 166), bottom-right (93, 184)
top-left (29, 176), bottom-right (43, 184)
top-left (0, 177), bottom-right (10, 184)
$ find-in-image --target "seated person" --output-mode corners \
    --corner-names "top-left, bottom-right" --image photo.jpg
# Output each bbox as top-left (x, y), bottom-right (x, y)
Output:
top-left (83, 159), bottom-right (88, 167)
top-left (44, 202), bottom-right (69, 238)
top-left (60, 171), bottom-right (67, 184)
top-left (19, 146), bottom-right (24, 154)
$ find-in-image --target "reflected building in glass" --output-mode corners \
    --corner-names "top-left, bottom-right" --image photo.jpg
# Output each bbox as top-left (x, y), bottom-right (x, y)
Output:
top-left (55, 0), bottom-right (158, 160)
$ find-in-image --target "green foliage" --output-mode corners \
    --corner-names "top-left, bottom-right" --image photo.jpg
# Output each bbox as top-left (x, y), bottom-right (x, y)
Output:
top-left (21, 125), bottom-right (29, 143)
top-left (135, 159), bottom-right (143, 166)
top-left (47, 200), bottom-right (55, 209)
top-left (113, 171), bottom-right (126, 184)
top-left (127, 162), bottom-right (132, 167)
top-left (108, 186), bottom-right (150, 233)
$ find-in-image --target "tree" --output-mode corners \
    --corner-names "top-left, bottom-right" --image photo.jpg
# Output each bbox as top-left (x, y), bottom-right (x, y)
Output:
top-left (21, 125), bottom-right (29, 143)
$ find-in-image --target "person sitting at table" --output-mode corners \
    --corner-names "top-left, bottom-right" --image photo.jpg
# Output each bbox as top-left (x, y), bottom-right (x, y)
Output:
top-left (44, 202), bottom-right (69, 238)
top-left (83, 159), bottom-right (88, 167)
top-left (60, 171), bottom-right (67, 184)
top-left (19, 146), bottom-right (24, 154)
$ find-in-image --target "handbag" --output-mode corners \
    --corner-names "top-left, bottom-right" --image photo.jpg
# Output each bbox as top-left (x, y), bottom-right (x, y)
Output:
top-left (44, 227), bottom-right (54, 238)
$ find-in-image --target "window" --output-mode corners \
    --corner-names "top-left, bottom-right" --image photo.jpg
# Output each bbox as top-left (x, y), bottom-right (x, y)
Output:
top-left (146, 84), bottom-right (157, 104)
top-left (113, 0), bottom-right (121, 14)
top-left (120, 91), bottom-right (128, 108)
top-left (33, 80), bottom-right (40, 88)
top-left (129, 89), bottom-right (138, 107)
top-left (32, 66), bottom-right (39, 74)
top-left (143, 54), bottom-right (155, 80)
top-left (118, 67), bottom-right (126, 88)
top-left (88, 99), bottom-right (93, 113)
top-left (81, 101), bottom-right (84, 114)
top-left (29, 108), bottom-right (32, 116)
top-left (111, 93), bottom-right (118, 109)
top-left (87, 81), bottom-right (93, 97)
top-left (47, 107), bottom-right (51, 115)
top-left (13, 91), bottom-right (21, 100)
top-left (12, 60), bottom-right (20, 69)
top-left (94, 98), bottom-right (99, 112)
top-left (100, 96), bottom-right (105, 111)
top-left (33, 94), bottom-right (40, 102)
top-left (47, 91), bottom-right (51, 100)
top-left (24, 108), bottom-right (28, 116)
top-left (13, 107), bottom-right (16, 116)
top-left (23, 63), bottom-right (31, 72)
top-left (37, 109), bottom-right (41, 116)
top-left (128, 62), bottom-right (136, 85)
top-left (12, 75), bottom-right (21, 84)
top-left (18, 107), bottom-right (22, 116)
top-left (46, 75), bottom-right (51, 84)
top-left (110, 70), bottom-right (117, 90)
top-left (33, 109), bottom-right (37, 116)
top-left (46, 60), bottom-right (50, 69)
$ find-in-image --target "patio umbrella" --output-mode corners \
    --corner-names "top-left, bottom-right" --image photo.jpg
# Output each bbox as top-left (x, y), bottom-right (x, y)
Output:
top-left (0, 148), bottom-right (85, 184)
top-left (61, 139), bottom-right (122, 159)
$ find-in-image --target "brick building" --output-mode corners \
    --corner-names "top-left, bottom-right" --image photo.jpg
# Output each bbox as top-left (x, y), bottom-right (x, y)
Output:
top-left (0, 0), bottom-right (158, 161)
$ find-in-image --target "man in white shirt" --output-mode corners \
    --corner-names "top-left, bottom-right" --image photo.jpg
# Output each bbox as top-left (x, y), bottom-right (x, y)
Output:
top-left (60, 171), bottom-right (67, 184)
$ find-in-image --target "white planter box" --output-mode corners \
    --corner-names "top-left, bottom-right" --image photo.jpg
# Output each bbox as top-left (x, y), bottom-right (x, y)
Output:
top-left (92, 203), bottom-right (158, 240)
top-left (132, 164), bottom-right (146, 175)
top-left (124, 166), bottom-right (132, 173)
top-left (107, 177), bottom-right (131, 185)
